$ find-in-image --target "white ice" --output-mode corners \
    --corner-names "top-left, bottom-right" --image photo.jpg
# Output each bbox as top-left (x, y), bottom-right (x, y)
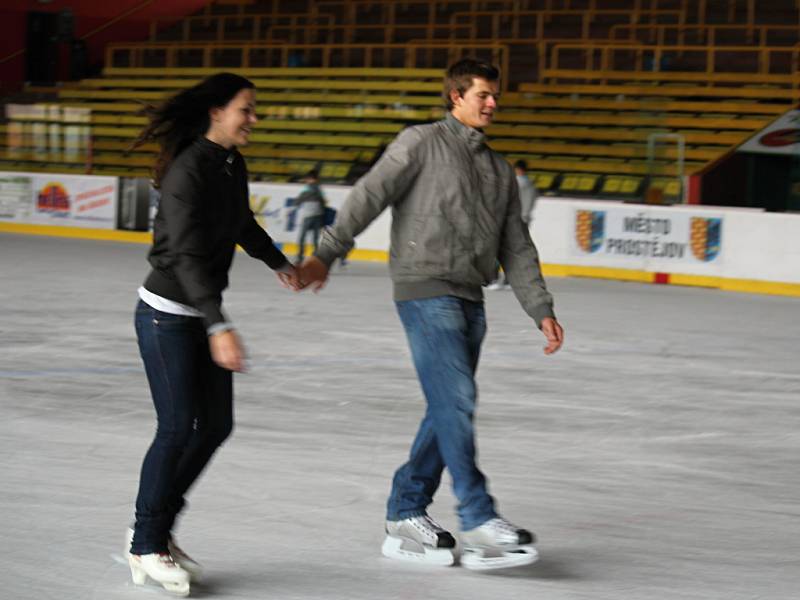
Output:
top-left (1, 233), bottom-right (798, 600)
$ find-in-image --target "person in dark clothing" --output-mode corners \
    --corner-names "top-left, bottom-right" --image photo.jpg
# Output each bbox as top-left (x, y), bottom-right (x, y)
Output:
top-left (124, 72), bottom-right (299, 595)
top-left (294, 169), bottom-right (326, 263)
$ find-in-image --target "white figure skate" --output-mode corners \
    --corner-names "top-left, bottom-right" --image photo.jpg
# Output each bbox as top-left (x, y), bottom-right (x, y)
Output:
top-left (460, 517), bottom-right (539, 570)
top-left (128, 552), bottom-right (190, 596)
top-left (382, 515), bottom-right (457, 566)
top-left (168, 537), bottom-right (203, 582)
top-left (125, 527), bottom-right (203, 582)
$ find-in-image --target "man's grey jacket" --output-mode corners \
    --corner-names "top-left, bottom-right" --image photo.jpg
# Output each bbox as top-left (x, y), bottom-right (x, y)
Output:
top-left (314, 112), bottom-right (555, 326)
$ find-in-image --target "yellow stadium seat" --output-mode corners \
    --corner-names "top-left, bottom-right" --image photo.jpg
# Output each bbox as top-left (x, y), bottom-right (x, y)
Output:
top-left (600, 175), bottom-right (644, 198)
top-left (532, 173), bottom-right (556, 191)
top-left (558, 173), bottom-right (600, 194)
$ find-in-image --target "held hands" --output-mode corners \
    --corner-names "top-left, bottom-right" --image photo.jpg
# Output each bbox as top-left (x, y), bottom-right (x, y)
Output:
top-left (276, 263), bottom-right (302, 291)
top-left (540, 317), bottom-right (564, 355)
top-left (295, 255), bottom-right (329, 292)
top-left (209, 329), bottom-right (247, 372)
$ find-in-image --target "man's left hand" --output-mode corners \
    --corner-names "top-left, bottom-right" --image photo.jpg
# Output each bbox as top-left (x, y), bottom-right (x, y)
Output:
top-left (540, 317), bottom-right (564, 355)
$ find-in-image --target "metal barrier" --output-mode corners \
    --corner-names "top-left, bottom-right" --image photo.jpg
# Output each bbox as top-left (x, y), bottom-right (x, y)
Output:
top-left (104, 42), bottom-right (509, 89)
top-left (449, 8), bottom-right (687, 42)
top-left (546, 42), bottom-right (800, 77)
top-left (610, 23), bottom-right (800, 47)
top-left (148, 12), bottom-right (336, 43)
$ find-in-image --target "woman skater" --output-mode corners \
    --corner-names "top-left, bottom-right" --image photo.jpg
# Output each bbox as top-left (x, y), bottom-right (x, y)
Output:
top-left (126, 73), bottom-right (297, 596)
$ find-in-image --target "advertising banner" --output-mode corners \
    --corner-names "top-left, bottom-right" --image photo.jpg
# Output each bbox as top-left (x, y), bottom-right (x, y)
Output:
top-left (0, 171), bottom-right (117, 229)
top-left (0, 174), bottom-right (33, 222)
top-left (737, 109), bottom-right (800, 156)
top-left (572, 205), bottom-right (723, 269)
top-left (248, 181), bottom-right (352, 244)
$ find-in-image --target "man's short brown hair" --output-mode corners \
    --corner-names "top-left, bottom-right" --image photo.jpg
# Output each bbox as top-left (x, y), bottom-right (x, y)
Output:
top-left (443, 58), bottom-right (500, 111)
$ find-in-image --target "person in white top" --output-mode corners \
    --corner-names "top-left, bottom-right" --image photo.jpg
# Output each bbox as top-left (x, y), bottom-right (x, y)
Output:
top-left (515, 159), bottom-right (538, 227)
top-left (487, 159), bottom-right (538, 290)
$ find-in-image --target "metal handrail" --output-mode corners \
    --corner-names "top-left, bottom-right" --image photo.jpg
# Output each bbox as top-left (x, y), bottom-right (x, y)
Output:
top-left (449, 8), bottom-right (687, 42)
top-left (148, 12), bottom-right (336, 43)
top-left (547, 42), bottom-right (800, 77)
top-left (104, 41), bottom-right (510, 89)
top-left (610, 23), bottom-right (800, 47)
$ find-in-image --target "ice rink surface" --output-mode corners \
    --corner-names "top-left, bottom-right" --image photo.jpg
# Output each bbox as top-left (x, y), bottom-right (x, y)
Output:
top-left (1, 232), bottom-right (799, 600)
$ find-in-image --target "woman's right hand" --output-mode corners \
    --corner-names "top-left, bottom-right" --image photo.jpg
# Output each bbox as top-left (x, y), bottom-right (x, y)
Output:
top-left (209, 329), bottom-right (247, 372)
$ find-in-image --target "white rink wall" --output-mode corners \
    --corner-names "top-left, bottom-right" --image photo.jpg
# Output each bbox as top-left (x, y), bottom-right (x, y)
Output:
top-left (530, 198), bottom-right (800, 285)
top-left (1, 174), bottom-right (798, 292)
top-left (252, 184), bottom-right (800, 289)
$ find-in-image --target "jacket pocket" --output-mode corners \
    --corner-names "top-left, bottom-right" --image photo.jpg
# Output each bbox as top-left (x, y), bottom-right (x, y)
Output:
top-left (391, 214), bottom-right (454, 276)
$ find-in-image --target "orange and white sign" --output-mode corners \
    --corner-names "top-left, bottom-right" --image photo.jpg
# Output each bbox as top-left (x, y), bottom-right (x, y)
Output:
top-left (0, 171), bottom-right (117, 228)
top-left (737, 109), bottom-right (800, 155)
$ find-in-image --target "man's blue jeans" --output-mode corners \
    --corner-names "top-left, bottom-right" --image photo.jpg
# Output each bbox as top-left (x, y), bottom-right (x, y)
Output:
top-left (131, 300), bottom-right (233, 555)
top-left (387, 295), bottom-right (497, 531)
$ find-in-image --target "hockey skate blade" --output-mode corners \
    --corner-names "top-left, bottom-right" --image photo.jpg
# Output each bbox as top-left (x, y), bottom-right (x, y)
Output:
top-left (460, 545), bottom-right (539, 571)
top-left (381, 535), bottom-right (455, 566)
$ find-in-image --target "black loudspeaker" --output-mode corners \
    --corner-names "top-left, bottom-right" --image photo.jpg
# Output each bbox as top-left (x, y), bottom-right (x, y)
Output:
top-left (69, 39), bottom-right (88, 80)
top-left (25, 11), bottom-right (60, 84)
top-left (57, 9), bottom-right (74, 42)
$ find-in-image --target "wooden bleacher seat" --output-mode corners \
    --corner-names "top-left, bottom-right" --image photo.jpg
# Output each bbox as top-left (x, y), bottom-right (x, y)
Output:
top-left (101, 67), bottom-right (444, 80)
top-left (58, 89), bottom-right (443, 107)
top-left (540, 68), bottom-right (800, 88)
top-left (74, 77), bottom-right (443, 93)
top-left (518, 81), bottom-right (799, 102)
top-left (491, 111), bottom-right (770, 131)
top-left (497, 95), bottom-right (786, 117)
top-left (488, 128), bottom-right (747, 147)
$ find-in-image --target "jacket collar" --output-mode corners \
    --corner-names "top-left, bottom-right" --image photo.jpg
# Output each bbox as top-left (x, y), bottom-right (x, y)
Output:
top-left (196, 136), bottom-right (237, 172)
top-left (443, 112), bottom-right (486, 153)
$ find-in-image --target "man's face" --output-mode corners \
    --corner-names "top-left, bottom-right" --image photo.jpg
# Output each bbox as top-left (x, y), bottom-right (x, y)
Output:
top-left (450, 77), bottom-right (499, 129)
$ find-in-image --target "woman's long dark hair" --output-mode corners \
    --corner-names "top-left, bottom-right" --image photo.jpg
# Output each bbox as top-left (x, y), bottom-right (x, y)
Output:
top-left (130, 72), bottom-right (255, 187)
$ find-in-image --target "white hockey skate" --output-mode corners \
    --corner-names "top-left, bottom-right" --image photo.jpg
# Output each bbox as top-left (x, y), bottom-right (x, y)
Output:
top-left (125, 528), bottom-right (203, 582)
top-left (382, 515), bottom-right (457, 566)
top-left (128, 552), bottom-right (190, 596)
top-left (460, 517), bottom-right (539, 571)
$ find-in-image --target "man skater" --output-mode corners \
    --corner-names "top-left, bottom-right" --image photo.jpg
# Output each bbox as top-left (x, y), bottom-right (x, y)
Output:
top-left (298, 58), bottom-right (564, 570)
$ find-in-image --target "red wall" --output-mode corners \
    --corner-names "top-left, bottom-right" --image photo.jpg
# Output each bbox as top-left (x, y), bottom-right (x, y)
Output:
top-left (0, 0), bottom-right (209, 90)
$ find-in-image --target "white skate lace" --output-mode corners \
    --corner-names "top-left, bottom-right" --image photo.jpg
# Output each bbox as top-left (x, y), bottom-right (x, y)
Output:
top-left (169, 540), bottom-right (193, 562)
top-left (409, 515), bottom-right (448, 539)
top-left (131, 552), bottom-right (181, 569)
top-left (485, 517), bottom-right (522, 539)
top-left (156, 553), bottom-right (181, 569)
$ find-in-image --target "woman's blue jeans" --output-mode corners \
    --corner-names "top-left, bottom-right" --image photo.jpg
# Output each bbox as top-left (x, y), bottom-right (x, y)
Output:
top-left (131, 300), bottom-right (233, 555)
top-left (387, 296), bottom-right (497, 531)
